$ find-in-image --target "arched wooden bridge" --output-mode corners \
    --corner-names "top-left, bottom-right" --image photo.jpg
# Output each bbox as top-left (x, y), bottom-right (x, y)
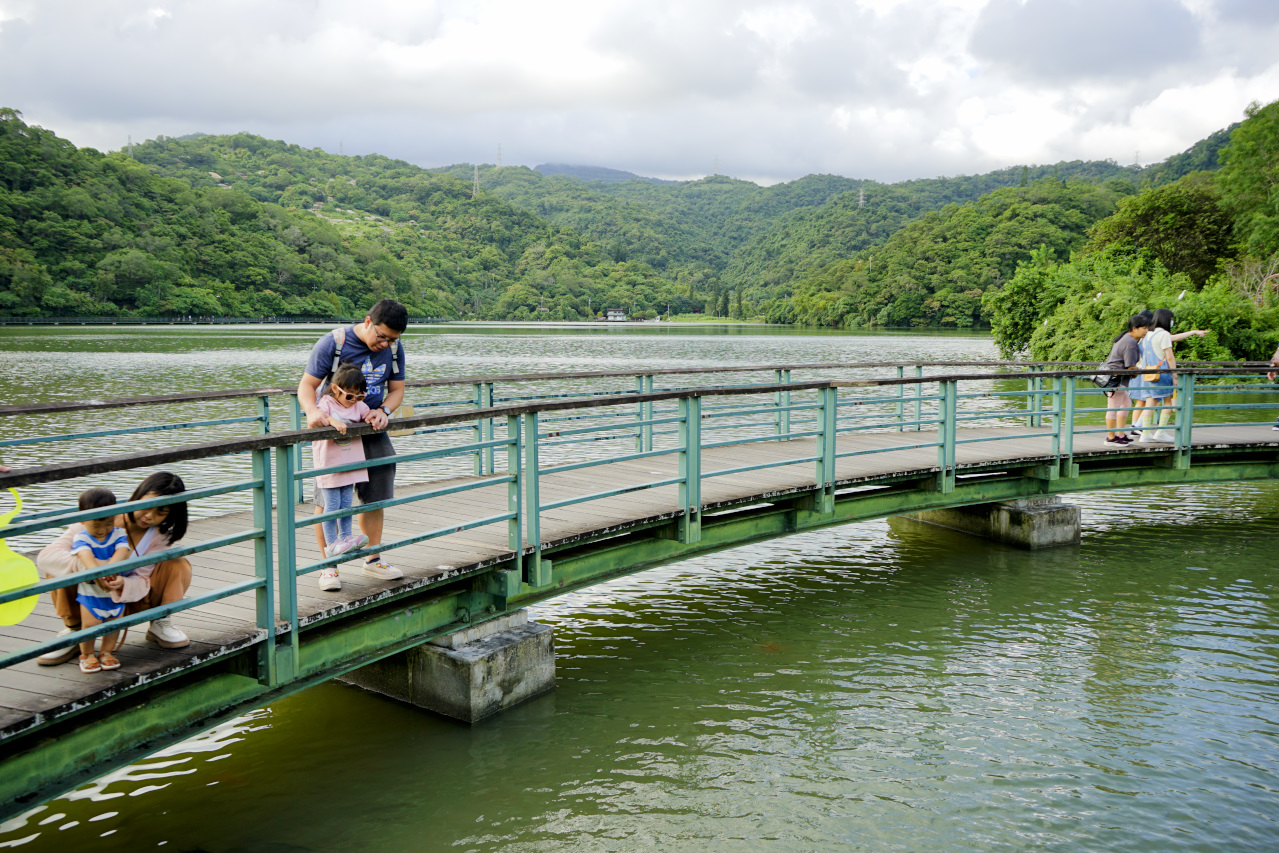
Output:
top-left (1, 360), bottom-right (1276, 819)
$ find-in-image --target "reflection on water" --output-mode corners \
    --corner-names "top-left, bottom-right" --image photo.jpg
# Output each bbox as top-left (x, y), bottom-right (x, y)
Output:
top-left (1, 480), bottom-right (1276, 852)
top-left (2, 326), bottom-right (1278, 851)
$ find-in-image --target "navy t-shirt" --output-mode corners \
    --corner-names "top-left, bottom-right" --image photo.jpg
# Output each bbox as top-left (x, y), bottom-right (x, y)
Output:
top-left (304, 326), bottom-right (405, 411)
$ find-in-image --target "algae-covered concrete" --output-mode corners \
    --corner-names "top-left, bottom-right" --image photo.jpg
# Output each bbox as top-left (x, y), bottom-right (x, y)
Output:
top-left (340, 610), bottom-right (556, 723)
top-left (906, 496), bottom-right (1081, 549)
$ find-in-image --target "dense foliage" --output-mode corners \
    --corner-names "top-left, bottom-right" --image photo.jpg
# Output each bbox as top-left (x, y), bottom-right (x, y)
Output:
top-left (0, 115), bottom-right (707, 319)
top-left (0, 102), bottom-right (1246, 330)
top-left (781, 179), bottom-right (1122, 329)
top-left (985, 101), bottom-right (1279, 362)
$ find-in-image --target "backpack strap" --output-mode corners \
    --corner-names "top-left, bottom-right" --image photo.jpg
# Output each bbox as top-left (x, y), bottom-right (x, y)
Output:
top-left (316, 326), bottom-right (347, 400)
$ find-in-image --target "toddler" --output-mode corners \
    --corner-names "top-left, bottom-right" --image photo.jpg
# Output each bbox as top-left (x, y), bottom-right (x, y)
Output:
top-left (71, 488), bottom-right (131, 673)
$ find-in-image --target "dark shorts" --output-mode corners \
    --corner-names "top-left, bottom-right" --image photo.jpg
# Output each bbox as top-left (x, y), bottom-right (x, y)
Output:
top-left (355, 432), bottom-right (396, 505)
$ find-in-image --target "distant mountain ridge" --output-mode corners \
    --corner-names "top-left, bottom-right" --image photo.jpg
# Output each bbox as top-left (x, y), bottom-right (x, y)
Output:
top-left (534, 163), bottom-right (676, 184)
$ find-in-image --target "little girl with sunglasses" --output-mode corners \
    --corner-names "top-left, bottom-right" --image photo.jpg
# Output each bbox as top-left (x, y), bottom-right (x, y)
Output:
top-left (313, 362), bottom-right (371, 585)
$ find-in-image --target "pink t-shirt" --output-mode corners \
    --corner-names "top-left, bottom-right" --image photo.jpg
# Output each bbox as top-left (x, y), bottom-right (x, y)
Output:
top-left (314, 395), bottom-right (371, 489)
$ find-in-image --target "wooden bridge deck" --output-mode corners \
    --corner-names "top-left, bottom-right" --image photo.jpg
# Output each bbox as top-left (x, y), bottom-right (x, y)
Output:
top-left (2, 423), bottom-right (1276, 741)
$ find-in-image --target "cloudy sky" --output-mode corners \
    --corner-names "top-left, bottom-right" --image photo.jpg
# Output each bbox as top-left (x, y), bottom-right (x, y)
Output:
top-left (1, 0), bottom-right (1277, 184)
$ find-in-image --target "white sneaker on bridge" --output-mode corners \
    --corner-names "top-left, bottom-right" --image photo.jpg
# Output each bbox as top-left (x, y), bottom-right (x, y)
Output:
top-left (146, 617), bottom-right (190, 649)
top-left (362, 559), bottom-right (403, 580)
top-left (1152, 430), bottom-right (1176, 443)
top-left (318, 569), bottom-right (341, 591)
top-left (36, 626), bottom-right (79, 666)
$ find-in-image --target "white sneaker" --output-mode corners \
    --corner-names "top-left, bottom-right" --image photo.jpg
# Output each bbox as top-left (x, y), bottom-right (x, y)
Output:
top-left (36, 626), bottom-right (79, 666)
top-left (1136, 432), bottom-right (1156, 443)
top-left (362, 559), bottom-right (403, 580)
top-left (318, 569), bottom-right (341, 591)
top-left (1153, 430), bottom-right (1176, 443)
top-left (146, 617), bottom-right (190, 649)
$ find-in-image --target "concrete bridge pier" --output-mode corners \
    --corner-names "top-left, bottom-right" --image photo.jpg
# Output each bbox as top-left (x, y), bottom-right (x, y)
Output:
top-left (905, 496), bottom-right (1081, 549)
top-left (339, 610), bottom-right (555, 723)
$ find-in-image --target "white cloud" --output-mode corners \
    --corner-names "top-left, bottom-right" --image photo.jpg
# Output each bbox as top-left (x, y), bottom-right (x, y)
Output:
top-left (0, 0), bottom-right (1274, 183)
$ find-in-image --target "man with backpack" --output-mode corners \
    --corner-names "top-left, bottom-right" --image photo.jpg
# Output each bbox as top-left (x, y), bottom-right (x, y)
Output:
top-left (297, 299), bottom-right (408, 588)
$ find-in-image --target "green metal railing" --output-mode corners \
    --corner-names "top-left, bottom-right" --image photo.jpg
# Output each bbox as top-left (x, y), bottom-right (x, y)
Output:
top-left (2, 362), bottom-right (1277, 689)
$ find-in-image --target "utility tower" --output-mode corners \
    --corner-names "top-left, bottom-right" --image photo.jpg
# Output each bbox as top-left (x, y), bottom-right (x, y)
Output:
top-left (497, 144), bottom-right (502, 168)
top-left (858, 188), bottom-right (865, 207)
top-left (472, 164), bottom-right (480, 198)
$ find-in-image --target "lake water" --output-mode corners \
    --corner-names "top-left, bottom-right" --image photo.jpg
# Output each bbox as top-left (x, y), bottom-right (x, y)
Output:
top-left (0, 324), bottom-right (1276, 852)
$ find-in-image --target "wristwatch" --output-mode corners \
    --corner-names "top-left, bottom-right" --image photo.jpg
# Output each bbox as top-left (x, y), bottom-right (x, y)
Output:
top-left (380, 406), bottom-right (393, 417)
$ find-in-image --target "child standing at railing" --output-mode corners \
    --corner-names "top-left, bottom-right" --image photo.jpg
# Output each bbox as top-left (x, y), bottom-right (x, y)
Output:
top-left (71, 488), bottom-right (132, 673)
top-left (313, 362), bottom-right (371, 591)
top-left (1131, 308), bottom-right (1207, 443)
top-left (1102, 312), bottom-right (1151, 445)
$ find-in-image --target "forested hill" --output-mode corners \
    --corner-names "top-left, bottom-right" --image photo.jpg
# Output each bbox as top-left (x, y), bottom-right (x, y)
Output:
top-left (0, 104), bottom-right (1242, 326)
top-left (0, 116), bottom-right (705, 320)
top-left (779, 179), bottom-right (1123, 328)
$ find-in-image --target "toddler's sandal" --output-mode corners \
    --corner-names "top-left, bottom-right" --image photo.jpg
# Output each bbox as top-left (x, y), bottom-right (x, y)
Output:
top-left (79, 653), bottom-right (101, 674)
top-left (98, 652), bottom-right (121, 671)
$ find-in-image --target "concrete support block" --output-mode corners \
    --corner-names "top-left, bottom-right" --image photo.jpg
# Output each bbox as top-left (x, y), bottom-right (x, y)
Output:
top-left (339, 610), bottom-right (555, 723)
top-left (905, 496), bottom-right (1080, 549)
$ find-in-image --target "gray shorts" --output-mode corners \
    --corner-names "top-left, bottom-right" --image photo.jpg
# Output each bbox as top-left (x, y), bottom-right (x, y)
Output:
top-left (355, 431), bottom-right (396, 505)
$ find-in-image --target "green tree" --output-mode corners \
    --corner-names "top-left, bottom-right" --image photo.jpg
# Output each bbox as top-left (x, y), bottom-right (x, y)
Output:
top-left (1217, 99), bottom-right (1279, 256)
top-left (1084, 172), bottom-right (1233, 285)
top-left (984, 246), bottom-right (1067, 358)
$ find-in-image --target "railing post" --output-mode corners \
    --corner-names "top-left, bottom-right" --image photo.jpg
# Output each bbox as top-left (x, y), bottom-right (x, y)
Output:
top-left (1049, 376), bottom-right (1062, 457)
top-left (252, 447), bottom-right (277, 686)
top-left (678, 395), bottom-right (702, 543)
top-left (487, 413), bottom-right (524, 602)
top-left (523, 411), bottom-right (550, 587)
top-left (774, 369), bottom-right (791, 439)
top-left (1029, 367), bottom-right (1044, 429)
top-left (1175, 372), bottom-right (1195, 468)
top-left (1060, 377), bottom-right (1077, 478)
top-left (815, 385), bottom-right (837, 513)
top-left (271, 444), bottom-right (300, 686)
top-left (508, 414), bottom-right (523, 555)
top-left (288, 395), bottom-right (306, 505)
top-left (635, 374), bottom-right (654, 452)
top-left (937, 380), bottom-right (957, 493)
top-left (913, 365), bottom-right (923, 431)
top-left (895, 366), bottom-right (905, 432)
top-left (472, 382), bottom-right (485, 475)
top-left (256, 394), bottom-right (271, 434)
top-left (482, 382), bottom-right (495, 475)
